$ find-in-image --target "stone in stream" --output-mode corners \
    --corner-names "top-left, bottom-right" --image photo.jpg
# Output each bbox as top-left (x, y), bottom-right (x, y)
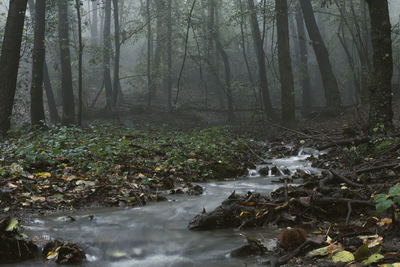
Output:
top-left (43, 240), bottom-right (86, 264)
top-left (188, 192), bottom-right (268, 230)
top-left (0, 217), bottom-right (38, 263)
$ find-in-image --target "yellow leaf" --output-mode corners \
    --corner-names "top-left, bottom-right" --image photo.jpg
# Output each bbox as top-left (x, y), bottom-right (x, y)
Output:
top-left (155, 167), bottom-right (161, 172)
top-left (332, 250), bottom-right (355, 263)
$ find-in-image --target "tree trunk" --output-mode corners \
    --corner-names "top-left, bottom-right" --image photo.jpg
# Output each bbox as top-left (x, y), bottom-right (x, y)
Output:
top-left (0, 0), bottom-right (28, 137)
top-left (28, 0), bottom-right (60, 123)
top-left (366, 0), bottom-right (393, 129)
top-left (299, 0), bottom-right (342, 112)
top-left (166, 0), bottom-right (172, 111)
top-left (146, 0), bottom-right (153, 108)
top-left (295, 6), bottom-right (312, 114)
top-left (275, 0), bottom-right (295, 123)
top-left (76, 0), bottom-right (83, 126)
top-left (30, 0), bottom-right (46, 126)
top-left (58, 0), bottom-right (75, 124)
top-left (153, 0), bottom-right (165, 99)
top-left (112, 0), bottom-right (121, 107)
top-left (247, 0), bottom-right (275, 119)
top-left (91, 0), bottom-right (98, 46)
top-left (103, 0), bottom-right (113, 110)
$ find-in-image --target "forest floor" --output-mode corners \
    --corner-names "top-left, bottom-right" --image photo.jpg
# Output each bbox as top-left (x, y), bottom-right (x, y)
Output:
top-left (1, 106), bottom-right (400, 265)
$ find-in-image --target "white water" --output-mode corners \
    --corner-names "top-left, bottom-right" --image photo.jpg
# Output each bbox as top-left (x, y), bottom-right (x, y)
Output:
top-left (18, 148), bottom-right (320, 267)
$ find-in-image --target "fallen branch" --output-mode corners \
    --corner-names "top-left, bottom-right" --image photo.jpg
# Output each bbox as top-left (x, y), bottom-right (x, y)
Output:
top-left (356, 162), bottom-right (400, 174)
top-left (317, 136), bottom-right (370, 150)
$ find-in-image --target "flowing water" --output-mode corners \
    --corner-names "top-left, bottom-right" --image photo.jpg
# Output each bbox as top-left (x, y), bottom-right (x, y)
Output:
top-left (18, 148), bottom-right (321, 267)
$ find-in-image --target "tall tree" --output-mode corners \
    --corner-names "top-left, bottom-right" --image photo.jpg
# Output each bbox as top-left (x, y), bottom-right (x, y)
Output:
top-left (30, 0), bottom-right (46, 126)
top-left (91, 0), bottom-right (98, 46)
top-left (299, 0), bottom-right (342, 112)
top-left (28, 0), bottom-right (60, 123)
top-left (275, 0), bottom-right (295, 123)
top-left (295, 6), bottom-right (312, 113)
top-left (103, 0), bottom-right (113, 110)
top-left (0, 0), bottom-right (28, 137)
top-left (247, 0), bottom-right (275, 119)
top-left (153, 0), bottom-right (165, 99)
top-left (166, 0), bottom-right (172, 110)
top-left (75, 0), bottom-right (84, 126)
top-left (112, 0), bottom-right (121, 107)
top-left (146, 0), bottom-right (153, 108)
top-left (58, 0), bottom-right (75, 124)
top-left (366, 0), bottom-right (393, 129)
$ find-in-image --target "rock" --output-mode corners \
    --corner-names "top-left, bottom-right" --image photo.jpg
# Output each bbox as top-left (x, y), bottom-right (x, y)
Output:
top-left (231, 242), bottom-right (266, 258)
top-left (259, 167), bottom-right (270, 176)
top-left (43, 240), bottom-right (86, 264)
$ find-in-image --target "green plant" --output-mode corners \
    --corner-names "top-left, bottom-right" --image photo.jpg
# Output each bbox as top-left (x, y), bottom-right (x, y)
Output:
top-left (373, 184), bottom-right (400, 222)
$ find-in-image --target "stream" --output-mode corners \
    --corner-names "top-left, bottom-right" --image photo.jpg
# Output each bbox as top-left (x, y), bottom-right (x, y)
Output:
top-left (19, 148), bottom-right (321, 267)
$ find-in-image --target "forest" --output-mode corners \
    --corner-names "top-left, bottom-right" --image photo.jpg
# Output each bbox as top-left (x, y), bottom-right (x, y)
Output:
top-left (0, 0), bottom-right (399, 266)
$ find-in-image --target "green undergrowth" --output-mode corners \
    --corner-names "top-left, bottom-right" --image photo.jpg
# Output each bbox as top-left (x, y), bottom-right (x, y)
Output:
top-left (0, 122), bottom-right (257, 211)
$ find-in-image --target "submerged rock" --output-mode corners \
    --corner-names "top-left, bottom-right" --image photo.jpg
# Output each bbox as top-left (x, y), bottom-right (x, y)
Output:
top-left (43, 240), bottom-right (86, 264)
top-left (0, 217), bottom-right (38, 263)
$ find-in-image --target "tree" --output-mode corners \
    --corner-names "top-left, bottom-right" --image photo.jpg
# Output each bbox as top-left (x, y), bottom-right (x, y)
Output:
top-left (275, 0), bottom-right (295, 123)
top-left (28, 0), bottom-right (60, 123)
top-left (366, 0), bottom-right (393, 129)
top-left (299, 0), bottom-right (342, 112)
top-left (103, 0), bottom-right (113, 110)
top-left (75, 0), bottom-right (84, 126)
top-left (295, 6), bottom-right (312, 114)
top-left (166, 0), bottom-right (173, 110)
top-left (58, 0), bottom-right (76, 124)
top-left (30, 0), bottom-right (46, 126)
top-left (0, 0), bottom-right (28, 137)
top-left (247, 0), bottom-right (275, 119)
top-left (112, 0), bottom-right (121, 107)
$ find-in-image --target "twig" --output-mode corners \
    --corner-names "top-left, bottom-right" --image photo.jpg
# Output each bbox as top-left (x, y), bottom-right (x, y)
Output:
top-left (346, 201), bottom-right (352, 225)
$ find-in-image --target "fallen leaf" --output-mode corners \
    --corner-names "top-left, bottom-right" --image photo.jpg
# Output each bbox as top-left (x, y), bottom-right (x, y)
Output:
top-left (363, 253), bottom-right (384, 265)
top-left (332, 250), bottom-right (355, 263)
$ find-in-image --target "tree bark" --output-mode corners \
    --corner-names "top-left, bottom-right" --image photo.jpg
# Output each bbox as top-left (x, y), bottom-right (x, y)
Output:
top-left (295, 6), bottom-right (312, 114)
top-left (103, 0), bottom-right (113, 110)
top-left (58, 0), bottom-right (75, 124)
top-left (30, 0), bottom-right (46, 126)
top-left (0, 0), bottom-right (28, 137)
top-left (112, 0), bottom-right (121, 107)
top-left (275, 0), bottom-right (295, 123)
top-left (247, 0), bottom-right (275, 119)
top-left (28, 0), bottom-right (60, 123)
top-left (91, 0), bottom-right (98, 46)
top-left (166, 0), bottom-right (172, 111)
top-left (299, 0), bottom-right (342, 112)
top-left (366, 0), bottom-right (393, 129)
top-left (146, 0), bottom-right (153, 108)
top-left (76, 0), bottom-right (84, 126)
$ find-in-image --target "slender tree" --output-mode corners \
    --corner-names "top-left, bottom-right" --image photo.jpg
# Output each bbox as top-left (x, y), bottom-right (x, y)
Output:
top-left (30, 0), bottom-right (46, 126)
top-left (0, 0), bottom-right (28, 137)
top-left (112, 0), bottom-right (121, 107)
top-left (146, 0), bottom-right (153, 108)
top-left (28, 0), bottom-right (60, 123)
top-left (247, 0), bottom-right (275, 119)
top-left (76, 0), bottom-right (84, 126)
top-left (295, 6), bottom-right (312, 114)
top-left (166, 0), bottom-right (172, 110)
top-left (299, 0), bottom-right (342, 112)
top-left (366, 0), bottom-right (393, 129)
top-left (103, 0), bottom-right (113, 110)
top-left (58, 0), bottom-right (75, 124)
top-left (91, 0), bottom-right (98, 46)
top-left (275, 0), bottom-right (295, 123)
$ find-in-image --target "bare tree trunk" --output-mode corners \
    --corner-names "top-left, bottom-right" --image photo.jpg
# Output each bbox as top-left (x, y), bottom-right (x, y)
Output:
top-left (153, 0), bottom-right (165, 99)
top-left (28, 0), bottom-right (60, 123)
top-left (146, 0), bottom-right (153, 108)
top-left (0, 0), bottom-right (28, 137)
top-left (91, 0), bottom-right (98, 46)
top-left (166, 0), bottom-right (172, 111)
top-left (76, 0), bottom-right (84, 126)
top-left (58, 0), bottom-right (75, 124)
top-left (112, 0), bottom-right (121, 107)
top-left (247, 0), bottom-right (275, 119)
top-left (30, 0), bottom-right (46, 126)
top-left (275, 0), bottom-right (295, 123)
top-left (366, 0), bottom-right (393, 129)
top-left (295, 6), bottom-right (312, 114)
top-left (299, 0), bottom-right (342, 112)
top-left (103, 0), bottom-right (113, 110)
